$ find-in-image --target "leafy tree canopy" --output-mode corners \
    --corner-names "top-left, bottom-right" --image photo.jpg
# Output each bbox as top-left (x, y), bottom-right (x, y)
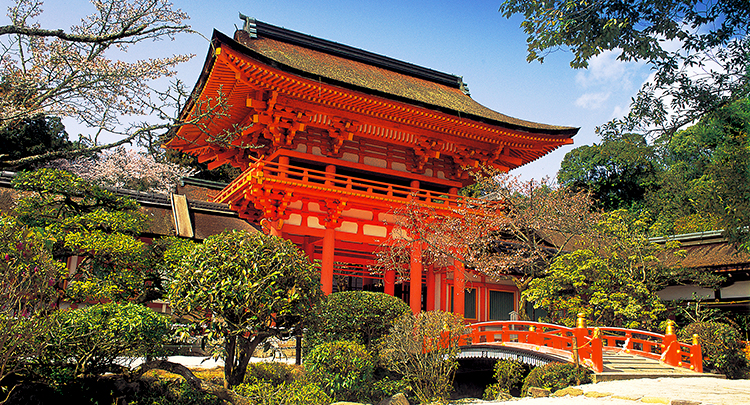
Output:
top-left (646, 98), bottom-right (750, 247)
top-left (0, 114), bottom-right (76, 170)
top-left (500, 0), bottom-right (750, 140)
top-left (524, 210), bottom-right (722, 330)
top-left (558, 132), bottom-right (661, 210)
top-left (168, 230), bottom-right (323, 388)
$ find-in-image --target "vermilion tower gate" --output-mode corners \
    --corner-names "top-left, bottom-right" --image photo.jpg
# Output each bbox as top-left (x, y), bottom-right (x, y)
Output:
top-left (167, 19), bottom-right (578, 318)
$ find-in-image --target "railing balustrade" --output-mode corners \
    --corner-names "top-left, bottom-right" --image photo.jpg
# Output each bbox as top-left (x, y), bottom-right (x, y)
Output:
top-left (462, 315), bottom-right (703, 374)
top-left (216, 159), bottom-right (498, 213)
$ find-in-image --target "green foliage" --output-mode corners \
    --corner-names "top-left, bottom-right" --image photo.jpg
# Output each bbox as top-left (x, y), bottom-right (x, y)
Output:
top-left (131, 380), bottom-right (224, 405)
top-left (521, 363), bottom-right (591, 395)
top-left (168, 230), bottom-right (323, 387)
top-left (305, 291), bottom-right (410, 349)
top-left (558, 132), bottom-right (660, 210)
top-left (483, 359), bottom-right (528, 399)
top-left (303, 340), bottom-right (376, 402)
top-left (647, 100), bottom-right (750, 251)
top-left (37, 302), bottom-right (170, 376)
top-left (679, 322), bottom-right (749, 379)
top-left (234, 380), bottom-right (332, 405)
top-left (378, 311), bottom-right (468, 403)
top-left (0, 114), bottom-right (75, 170)
top-left (11, 169), bottom-right (160, 303)
top-left (0, 214), bottom-right (64, 381)
top-left (245, 362), bottom-right (301, 385)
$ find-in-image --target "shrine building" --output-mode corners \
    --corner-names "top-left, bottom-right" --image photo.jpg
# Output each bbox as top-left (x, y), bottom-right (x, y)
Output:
top-left (166, 17), bottom-right (578, 321)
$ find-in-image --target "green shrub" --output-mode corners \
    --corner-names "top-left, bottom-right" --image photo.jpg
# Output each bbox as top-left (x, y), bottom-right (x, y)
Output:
top-left (483, 359), bottom-right (528, 399)
top-left (303, 340), bottom-right (376, 402)
top-left (679, 321), bottom-right (749, 378)
top-left (234, 381), bottom-right (332, 405)
top-left (305, 291), bottom-right (410, 348)
top-left (522, 363), bottom-right (591, 395)
top-left (234, 381), bottom-right (277, 405)
top-left (38, 302), bottom-right (170, 376)
top-left (245, 362), bottom-right (301, 385)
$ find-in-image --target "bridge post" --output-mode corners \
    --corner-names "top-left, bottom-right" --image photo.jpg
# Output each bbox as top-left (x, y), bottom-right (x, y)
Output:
top-left (691, 334), bottom-right (703, 373)
top-left (661, 320), bottom-right (679, 367)
top-left (591, 327), bottom-right (604, 373)
top-left (528, 325), bottom-right (540, 345)
top-left (574, 313), bottom-right (590, 363)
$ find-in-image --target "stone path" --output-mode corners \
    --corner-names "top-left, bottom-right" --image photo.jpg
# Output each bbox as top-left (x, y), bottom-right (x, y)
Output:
top-left (485, 377), bottom-right (750, 405)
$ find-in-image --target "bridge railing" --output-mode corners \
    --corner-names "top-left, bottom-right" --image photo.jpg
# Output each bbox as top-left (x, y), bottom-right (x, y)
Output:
top-left (463, 315), bottom-right (703, 373)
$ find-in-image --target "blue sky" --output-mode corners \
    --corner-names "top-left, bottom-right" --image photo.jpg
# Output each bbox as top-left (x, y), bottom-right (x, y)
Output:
top-left (32, 0), bottom-right (653, 181)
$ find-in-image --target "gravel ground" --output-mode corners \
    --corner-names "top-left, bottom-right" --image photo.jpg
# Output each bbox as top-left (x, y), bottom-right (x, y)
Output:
top-left (485, 377), bottom-right (750, 405)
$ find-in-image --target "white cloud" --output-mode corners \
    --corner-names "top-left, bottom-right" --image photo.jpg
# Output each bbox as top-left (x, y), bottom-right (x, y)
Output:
top-left (575, 50), bottom-right (642, 90)
top-left (611, 104), bottom-right (629, 119)
top-left (575, 92), bottom-right (611, 109)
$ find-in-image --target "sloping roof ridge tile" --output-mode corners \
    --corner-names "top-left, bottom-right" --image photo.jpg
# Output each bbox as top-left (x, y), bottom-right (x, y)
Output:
top-left (241, 16), bottom-right (464, 89)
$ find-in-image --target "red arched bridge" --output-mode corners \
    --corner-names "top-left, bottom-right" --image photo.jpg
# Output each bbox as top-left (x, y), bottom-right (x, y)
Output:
top-left (457, 315), bottom-right (707, 380)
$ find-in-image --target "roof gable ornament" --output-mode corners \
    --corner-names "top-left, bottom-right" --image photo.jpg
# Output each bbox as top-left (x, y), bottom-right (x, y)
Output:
top-left (239, 13), bottom-right (257, 38)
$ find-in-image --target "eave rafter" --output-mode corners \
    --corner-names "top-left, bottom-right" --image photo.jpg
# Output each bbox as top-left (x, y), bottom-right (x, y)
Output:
top-left (215, 47), bottom-right (571, 166)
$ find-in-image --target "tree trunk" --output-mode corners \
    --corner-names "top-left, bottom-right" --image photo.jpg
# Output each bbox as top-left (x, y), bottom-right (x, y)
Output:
top-left (514, 277), bottom-right (533, 321)
top-left (224, 333), bottom-right (270, 388)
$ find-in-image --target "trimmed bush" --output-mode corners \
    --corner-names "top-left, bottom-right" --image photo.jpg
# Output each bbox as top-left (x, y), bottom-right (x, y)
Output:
top-left (38, 302), bottom-right (170, 377)
top-left (483, 359), bottom-right (528, 399)
top-left (303, 340), bottom-right (376, 402)
top-left (679, 321), bottom-right (749, 378)
top-left (305, 291), bottom-right (410, 348)
top-left (521, 363), bottom-right (591, 395)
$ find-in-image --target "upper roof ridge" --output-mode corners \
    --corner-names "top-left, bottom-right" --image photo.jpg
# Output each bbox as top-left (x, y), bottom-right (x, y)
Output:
top-left (238, 14), bottom-right (467, 90)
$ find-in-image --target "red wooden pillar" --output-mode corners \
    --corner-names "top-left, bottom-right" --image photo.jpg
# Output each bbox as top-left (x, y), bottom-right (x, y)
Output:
top-left (453, 260), bottom-right (465, 317)
top-left (440, 273), bottom-right (447, 311)
top-left (384, 269), bottom-right (395, 296)
top-left (278, 155), bottom-right (289, 178)
top-left (426, 264), bottom-right (435, 311)
top-left (410, 241), bottom-right (423, 314)
top-left (321, 227), bottom-right (335, 295)
top-left (302, 237), bottom-right (315, 262)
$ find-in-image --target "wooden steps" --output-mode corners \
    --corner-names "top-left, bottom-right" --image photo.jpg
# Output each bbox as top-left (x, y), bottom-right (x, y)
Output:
top-left (593, 351), bottom-right (723, 382)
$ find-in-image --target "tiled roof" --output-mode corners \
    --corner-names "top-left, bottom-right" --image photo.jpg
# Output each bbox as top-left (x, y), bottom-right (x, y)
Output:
top-left (229, 19), bottom-right (577, 135)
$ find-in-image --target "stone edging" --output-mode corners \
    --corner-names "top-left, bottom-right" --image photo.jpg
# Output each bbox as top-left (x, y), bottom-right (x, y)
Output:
top-left (553, 387), bottom-right (709, 405)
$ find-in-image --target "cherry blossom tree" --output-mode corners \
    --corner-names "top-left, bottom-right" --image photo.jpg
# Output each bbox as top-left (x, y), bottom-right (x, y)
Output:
top-left (374, 170), bottom-right (601, 319)
top-left (0, 0), bottom-right (197, 168)
top-left (53, 146), bottom-right (196, 194)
